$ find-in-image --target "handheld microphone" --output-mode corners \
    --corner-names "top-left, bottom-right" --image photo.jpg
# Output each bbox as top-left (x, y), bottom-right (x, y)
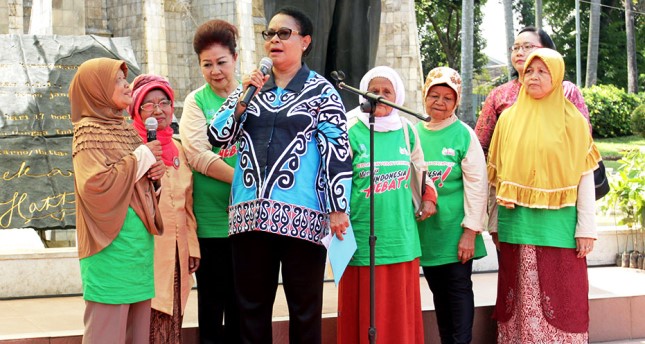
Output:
top-left (145, 117), bottom-right (158, 142)
top-left (240, 57), bottom-right (273, 107)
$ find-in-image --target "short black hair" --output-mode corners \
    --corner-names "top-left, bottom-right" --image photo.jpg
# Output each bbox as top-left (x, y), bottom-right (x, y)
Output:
top-left (518, 26), bottom-right (556, 50)
top-left (511, 27), bottom-right (557, 78)
top-left (272, 6), bottom-right (314, 57)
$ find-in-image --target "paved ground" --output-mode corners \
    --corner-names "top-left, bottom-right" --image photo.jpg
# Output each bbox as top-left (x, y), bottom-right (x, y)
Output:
top-left (1, 266), bottom-right (644, 342)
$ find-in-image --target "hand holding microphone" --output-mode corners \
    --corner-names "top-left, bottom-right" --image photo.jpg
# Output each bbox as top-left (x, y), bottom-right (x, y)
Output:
top-left (144, 117), bottom-right (162, 160)
top-left (240, 57), bottom-right (273, 107)
top-left (145, 116), bottom-right (158, 142)
top-left (143, 117), bottom-right (165, 181)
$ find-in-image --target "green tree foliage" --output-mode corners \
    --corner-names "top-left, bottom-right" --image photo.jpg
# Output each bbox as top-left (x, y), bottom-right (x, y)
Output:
top-left (516, 0), bottom-right (645, 91)
top-left (514, 0), bottom-right (535, 27)
top-left (415, 0), bottom-right (488, 76)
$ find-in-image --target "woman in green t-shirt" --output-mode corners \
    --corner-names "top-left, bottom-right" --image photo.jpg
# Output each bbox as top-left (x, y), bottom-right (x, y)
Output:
top-left (416, 67), bottom-right (488, 344)
top-left (178, 19), bottom-right (241, 343)
top-left (70, 58), bottom-right (164, 343)
top-left (338, 66), bottom-right (438, 344)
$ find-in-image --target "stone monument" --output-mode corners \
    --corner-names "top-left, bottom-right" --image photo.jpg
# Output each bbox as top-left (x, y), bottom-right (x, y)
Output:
top-left (0, 34), bottom-right (139, 231)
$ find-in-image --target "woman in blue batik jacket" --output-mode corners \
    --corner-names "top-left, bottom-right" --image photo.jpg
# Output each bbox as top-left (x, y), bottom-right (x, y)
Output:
top-left (207, 6), bottom-right (352, 344)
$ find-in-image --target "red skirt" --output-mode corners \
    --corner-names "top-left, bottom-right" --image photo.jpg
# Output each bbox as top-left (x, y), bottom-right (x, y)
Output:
top-left (337, 259), bottom-right (424, 344)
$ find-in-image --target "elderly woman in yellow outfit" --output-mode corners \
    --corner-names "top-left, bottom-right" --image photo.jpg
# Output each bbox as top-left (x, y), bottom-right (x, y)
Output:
top-left (488, 48), bottom-right (599, 343)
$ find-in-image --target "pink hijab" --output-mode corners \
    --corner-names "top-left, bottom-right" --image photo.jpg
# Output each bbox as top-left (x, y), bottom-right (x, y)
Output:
top-left (128, 74), bottom-right (179, 168)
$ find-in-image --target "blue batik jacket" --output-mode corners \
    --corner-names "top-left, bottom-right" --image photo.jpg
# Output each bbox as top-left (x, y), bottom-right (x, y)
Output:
top-left (207, 64), bottom-right (352, 245)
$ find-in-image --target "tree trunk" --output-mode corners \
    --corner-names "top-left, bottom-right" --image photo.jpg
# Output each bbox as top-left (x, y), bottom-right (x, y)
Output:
top-left (503, 0), bottom-right (515, 79)
top-left (585, 0), bottom-right (601, 87)
top-left (625, 0), bottom-right (639, 93)
top-left (460, 0), bottom-right (475, 127)
top-left (535, 0), bottom-right (543, 29)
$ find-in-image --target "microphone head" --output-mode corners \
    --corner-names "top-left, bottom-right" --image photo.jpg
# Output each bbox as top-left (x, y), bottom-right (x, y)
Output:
top-left (145, 117), bottom-right (158, 131)
top-left (330, 70), bottom-right (345, 81)
top-left (259, 57), bottom-right (273, 73)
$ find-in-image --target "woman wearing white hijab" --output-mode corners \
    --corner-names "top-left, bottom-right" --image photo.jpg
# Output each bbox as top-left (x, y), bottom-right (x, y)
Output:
top-left (338, 66), bottom-right (438, 344)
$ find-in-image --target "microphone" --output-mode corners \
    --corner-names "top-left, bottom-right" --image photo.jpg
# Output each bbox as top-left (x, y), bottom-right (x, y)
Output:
top-left (240, 57), bottom-right (273, 107)
top-left (145, 117), bottom-right (158, 142)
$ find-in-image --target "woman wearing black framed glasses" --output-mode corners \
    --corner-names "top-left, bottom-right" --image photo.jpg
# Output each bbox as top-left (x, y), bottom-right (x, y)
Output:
top-left (207, 7), bottom-right (352, 344)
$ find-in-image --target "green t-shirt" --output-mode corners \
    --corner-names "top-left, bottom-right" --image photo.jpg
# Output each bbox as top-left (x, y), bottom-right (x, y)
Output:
top-left (416, 121), bottom-right (486, 266)
top-left (192, 84), bottom-right (238, 238)
top-left (80, 207), bottom-right (154, 304)
top-left (498, 205), bottom-right (577, 248)
top-left (348, 120), bottom-right (421, 266)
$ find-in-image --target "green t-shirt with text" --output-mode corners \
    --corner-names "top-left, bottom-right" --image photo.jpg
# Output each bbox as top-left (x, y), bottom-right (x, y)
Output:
top-left (348, 120), bottom-right (421, 266)
top-left (416, 121), bottom-right (486, 266)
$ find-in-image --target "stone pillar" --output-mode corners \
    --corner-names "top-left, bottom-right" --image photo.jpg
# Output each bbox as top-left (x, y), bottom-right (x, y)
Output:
top-left (28, 0), bottom-right (52, 34)
top-left (52, 0), bottom-right (85, 35)
top-left (105, 0), bottom-right (168, 78)
top-left (7, 0), bottom-right (24, 34)
top-left (0, 0), bottom-right (8, 33)
top-left (235, 0), bottom-right (255, 74)
top-left (141, 0), bottom-right (168, 76)
top-left (163, 0), bottom-right (195, 104)
top-left (251, 0), bottom-right (266, 66)
top-left (376, 0), bottom-right (424, 121)
top-left (84, 0), bottom-right (110, 36)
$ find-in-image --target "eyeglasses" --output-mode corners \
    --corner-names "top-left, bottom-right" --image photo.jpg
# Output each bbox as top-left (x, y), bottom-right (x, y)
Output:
top-left (261, 28), bottom-right (301, 42)
top-left (509, 43), bottom-right (542, 53)
top-left (140, 100), bottom-right (172, 112)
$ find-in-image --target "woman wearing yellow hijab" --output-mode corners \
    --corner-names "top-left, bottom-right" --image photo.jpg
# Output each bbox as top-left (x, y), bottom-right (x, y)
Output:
top-left (487, 49), bottom-right (600, 343)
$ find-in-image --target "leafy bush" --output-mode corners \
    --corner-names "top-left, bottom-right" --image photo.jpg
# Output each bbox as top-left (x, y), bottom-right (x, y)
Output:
top-left (600, 149), bottom-right (645, 229)
top-left (632, 104), bottom-right (645, 139)
top-left (581, 85), bottom-right (640, 138)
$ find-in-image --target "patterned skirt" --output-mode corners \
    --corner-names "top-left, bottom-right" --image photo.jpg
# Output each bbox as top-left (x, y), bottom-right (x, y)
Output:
top-left (497, 244), bottom-right (589, 343)
top-left (149, 252), bottom-right (183, 343)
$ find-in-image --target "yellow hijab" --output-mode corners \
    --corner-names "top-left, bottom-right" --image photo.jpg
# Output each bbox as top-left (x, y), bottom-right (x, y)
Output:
top-left (487, 48), bottom-right (600, 209)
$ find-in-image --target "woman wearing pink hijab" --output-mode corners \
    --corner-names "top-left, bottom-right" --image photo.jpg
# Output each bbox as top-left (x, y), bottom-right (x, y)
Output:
top-left (128, 74), bottom-right (201, 344)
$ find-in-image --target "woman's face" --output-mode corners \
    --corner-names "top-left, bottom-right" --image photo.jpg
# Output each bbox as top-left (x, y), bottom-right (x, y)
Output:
top-left (264, 14), bottom-right (311, 70)
top-left (199, 43), bottom-right (238, 97)
top-left (523, 58), bottom-right (553, 100)
top-left (511, 31), bottom-right (543, 75)
top-left (111, 69), bottom-right (132, 110)
top-left (425, 85), bottom-right (457, 122)
top-left (367, 77), bottom-right (396, 117)
top-left (139, 89), bottom-right (172, 130)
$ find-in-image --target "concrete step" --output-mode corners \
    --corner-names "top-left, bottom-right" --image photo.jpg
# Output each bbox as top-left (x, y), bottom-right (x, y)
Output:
top-left (1, 267), bottom-right (644, 343)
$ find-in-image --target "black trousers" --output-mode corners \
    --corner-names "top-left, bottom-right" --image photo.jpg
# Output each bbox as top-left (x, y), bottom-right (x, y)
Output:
top-left (423, 261), bottom-right (475, 344)
top-left (231, 231), bottom-right (327, 344)
top-left (195, 237), bottom-right (241, 344)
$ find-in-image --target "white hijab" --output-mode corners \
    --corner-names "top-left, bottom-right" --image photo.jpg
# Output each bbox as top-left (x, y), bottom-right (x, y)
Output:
top-left (346, 66), bottom-right (406, 132)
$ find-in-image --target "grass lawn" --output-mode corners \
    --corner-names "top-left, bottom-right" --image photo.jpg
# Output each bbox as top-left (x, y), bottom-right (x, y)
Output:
top-left (595, 135), bottom-right (645, 170)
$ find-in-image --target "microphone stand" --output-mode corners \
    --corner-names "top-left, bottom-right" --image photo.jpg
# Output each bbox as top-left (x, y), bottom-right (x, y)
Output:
top-left (331, 71), bottom-right (428, 344)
